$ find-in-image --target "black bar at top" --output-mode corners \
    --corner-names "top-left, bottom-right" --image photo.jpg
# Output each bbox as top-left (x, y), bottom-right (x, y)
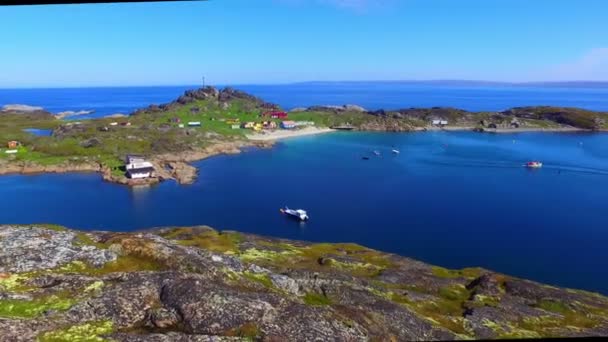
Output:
top-left (1, 0), bottom-right (205, 6)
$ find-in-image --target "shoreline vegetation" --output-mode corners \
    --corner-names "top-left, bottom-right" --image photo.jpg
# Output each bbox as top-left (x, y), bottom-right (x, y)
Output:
top-left (1, 86), bottom-right (607, 186)
top-left (1, 224), bottom-right (607, 340)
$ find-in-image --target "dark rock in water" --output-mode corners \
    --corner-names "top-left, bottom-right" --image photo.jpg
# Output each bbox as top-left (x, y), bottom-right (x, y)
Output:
top-left (0, 224), bottom-right (607, 341)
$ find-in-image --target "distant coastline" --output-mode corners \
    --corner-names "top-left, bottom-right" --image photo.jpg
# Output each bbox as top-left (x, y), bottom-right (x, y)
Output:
top-left (291, 80), bottom-right (608, 88)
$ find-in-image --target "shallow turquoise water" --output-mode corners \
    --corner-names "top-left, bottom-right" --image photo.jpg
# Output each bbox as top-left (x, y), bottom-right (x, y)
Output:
top-left (1, 131), bottom-right (608, 293)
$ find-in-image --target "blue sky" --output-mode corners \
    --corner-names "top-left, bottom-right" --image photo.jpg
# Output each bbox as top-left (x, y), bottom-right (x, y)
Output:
top-left (1, 0), bottom-right (607, 87)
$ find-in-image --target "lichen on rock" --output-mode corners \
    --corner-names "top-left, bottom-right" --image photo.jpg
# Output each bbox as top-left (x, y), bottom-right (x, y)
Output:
top-left (0, 224), bottom-right (607, 341)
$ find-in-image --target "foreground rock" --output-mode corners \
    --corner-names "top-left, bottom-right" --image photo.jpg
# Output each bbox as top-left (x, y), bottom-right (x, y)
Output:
top-left (1, 225), bottom-right (607, 341)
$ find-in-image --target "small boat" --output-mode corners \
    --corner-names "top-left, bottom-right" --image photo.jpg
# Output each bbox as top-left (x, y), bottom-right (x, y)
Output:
top-left (392, 149), bottom-right (400, 154)
top-left (525, 161), bottom-right (543, 168)
top-left (373, 150), bottom-right (381, 156)
top-left (280, 207), bottom-right (309, 221)
top-left (362, 156), bottom-right (370, 160)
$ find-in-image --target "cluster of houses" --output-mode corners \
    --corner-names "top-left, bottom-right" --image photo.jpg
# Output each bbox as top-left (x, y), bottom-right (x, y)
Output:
top-left (236, 111), bottom-right (315, 132)
top-left (431, 119), bottom-right (449, 126)
top-left (109, 121), bottom-right (131, 127)
top-left (169, 118), bottom-right (201, 128)
top-left (166, 110), bottom-right (315, 132)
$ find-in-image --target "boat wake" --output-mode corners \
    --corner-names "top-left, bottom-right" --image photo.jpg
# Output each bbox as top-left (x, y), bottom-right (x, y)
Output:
top-left (424, 159), bottom-right (608, 176)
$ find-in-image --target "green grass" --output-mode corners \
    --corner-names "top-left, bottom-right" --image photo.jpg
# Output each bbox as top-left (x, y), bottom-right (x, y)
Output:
top-left (431, 266), bottom-right (483, 279)
top-left (243, 272), bottom-right (274, 289)
top-left (303, 292), bottom-right (332, 306)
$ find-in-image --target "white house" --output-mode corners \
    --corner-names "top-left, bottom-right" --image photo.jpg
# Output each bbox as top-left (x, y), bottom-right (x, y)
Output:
top-left (188, 121), bottom-right (201, 127)
top-left (431, 119), bottom-right (448, 126)
top-left (125, 155), bottom-right (154, 179)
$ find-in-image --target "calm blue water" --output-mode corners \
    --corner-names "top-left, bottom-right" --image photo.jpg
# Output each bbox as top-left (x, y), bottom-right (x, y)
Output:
top-left (23, 128), bottom-right (53, 136)
top-left (2, 83), bottom-right (608, 118)
top-left (1, 131), bottom-right (607, 294)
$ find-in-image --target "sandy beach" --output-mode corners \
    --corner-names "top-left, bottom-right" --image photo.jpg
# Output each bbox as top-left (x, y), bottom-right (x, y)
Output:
top-left (246, 126), bottom-right (336, 141)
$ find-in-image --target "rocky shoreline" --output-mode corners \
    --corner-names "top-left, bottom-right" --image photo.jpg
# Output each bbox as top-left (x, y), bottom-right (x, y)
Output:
top-left (0, 140), bottom-right (274, 187)
top-left (1, 224), bottom-right (607, 341)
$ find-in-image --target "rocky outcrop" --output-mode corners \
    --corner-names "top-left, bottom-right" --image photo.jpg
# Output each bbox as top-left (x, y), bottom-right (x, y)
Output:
top-left (0, 160), bottom-right (101, 176)
top-left (1, 224), bottom-right (607, 341)
top-left (131, 87), bottom-right (278, 118)
top-left (55, 110), bottom-right (95, 119)
top-left (1, 104), bottom-right (46, 113)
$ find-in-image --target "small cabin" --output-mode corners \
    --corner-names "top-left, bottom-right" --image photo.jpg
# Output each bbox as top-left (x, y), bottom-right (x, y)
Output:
top-left (126, 164), bottom-right (155, 179)
top-left (7, 141), bottom-right (20, 149)
top-left (109, 122), bottom-right (118, 126)
top-left (431, 119), bottom-right (448, 126)
top-left (231, 124), bottom-right (241, 129)
top-left (188, 121), bottom-right (201, 127)
top-left (125, 155), bottom-right (155, 179)
top-left (242, 122), bottom-right (255, 129)
top-left (281, 120), bottom-right (296, 129)
top-left (170, 117), bottom-right (181, 123)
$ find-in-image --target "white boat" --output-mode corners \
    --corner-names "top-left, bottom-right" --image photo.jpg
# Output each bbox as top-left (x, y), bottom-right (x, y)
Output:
top-left (525, 161), bottom-right (543, 168)
top-left (373, 150), bottom-right (381, 156)
top-left (280, 207), bottom-right (309, 221)
top-left (392, 149), bottom-right (400, 154)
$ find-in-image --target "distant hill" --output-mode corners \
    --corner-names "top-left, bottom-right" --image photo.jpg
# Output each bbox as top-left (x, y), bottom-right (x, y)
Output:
top-left (294, 80), bottom-right (608, 88)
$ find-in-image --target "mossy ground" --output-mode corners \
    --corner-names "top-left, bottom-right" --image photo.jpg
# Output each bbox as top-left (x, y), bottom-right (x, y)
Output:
top-left (37, 321), bottom-right (114, 342)
top-left (0, 292), bottom-right (76, 318)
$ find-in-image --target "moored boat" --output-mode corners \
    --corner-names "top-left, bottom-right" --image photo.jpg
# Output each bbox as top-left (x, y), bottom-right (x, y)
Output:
top-left (525, 161), bottom-right (543, 168)
top-left (280, 207), bottom-right (309, 221)
top-left (392, 149), bottom-right (400, 154)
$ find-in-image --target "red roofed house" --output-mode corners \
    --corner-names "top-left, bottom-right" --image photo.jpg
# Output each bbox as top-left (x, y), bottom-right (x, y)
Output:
top-left (262, 111), bottom-right (288, 119)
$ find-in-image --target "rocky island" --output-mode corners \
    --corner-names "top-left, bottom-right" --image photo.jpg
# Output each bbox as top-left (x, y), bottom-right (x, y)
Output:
top-left (0, 224), bottom-right (607, 341)
top-left (1, 86), bottom-right (607, 187)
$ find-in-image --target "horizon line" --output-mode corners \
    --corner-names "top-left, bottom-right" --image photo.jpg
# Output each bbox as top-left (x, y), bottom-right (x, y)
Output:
top-left (2, 79), bottom-right (608, 90)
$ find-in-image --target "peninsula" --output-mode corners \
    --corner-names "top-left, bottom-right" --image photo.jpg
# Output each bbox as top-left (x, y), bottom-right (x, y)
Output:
top-left (1, 86), bottom-right (607, 186)
top-left (1, 224), bottom-right (607, 341)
